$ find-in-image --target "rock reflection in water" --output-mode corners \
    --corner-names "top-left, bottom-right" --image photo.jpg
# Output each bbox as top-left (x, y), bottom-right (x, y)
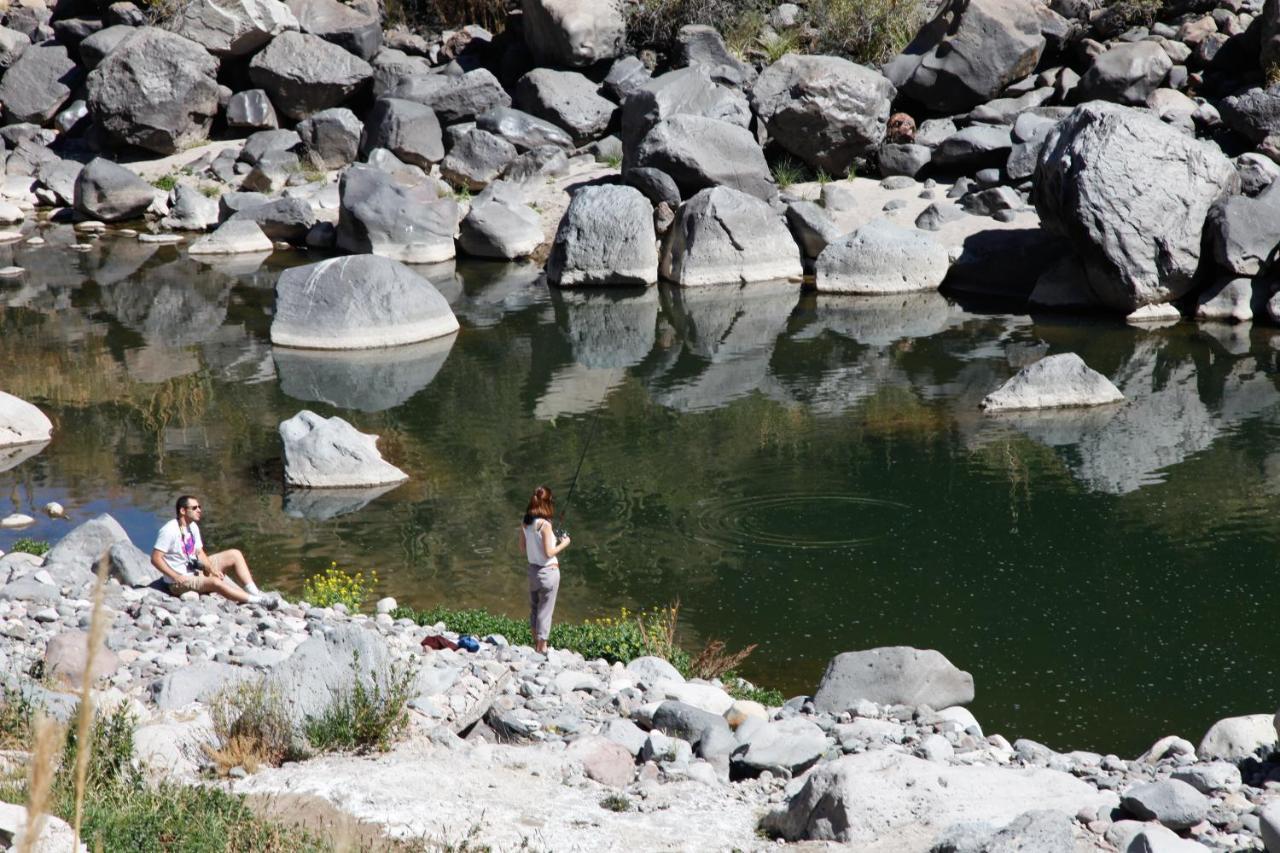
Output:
top-left (274, 334), bottom-right (458, 412)
top-left (0, 441), bottom-right (47, 474)
top-left (283, 483), bottom-right (403, 520)
top-left (651, 280), bottom-right (800, 412)
top-left (450, 262), bottom-right (542, 327)
top-left (98, 258), bottom-right (233, 347)
top-left (796, 291), bottom-right (958, 347)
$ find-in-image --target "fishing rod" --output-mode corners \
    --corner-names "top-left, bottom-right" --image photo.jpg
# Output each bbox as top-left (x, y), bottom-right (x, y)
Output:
top-left (556, 407), bottom-right (602, 539)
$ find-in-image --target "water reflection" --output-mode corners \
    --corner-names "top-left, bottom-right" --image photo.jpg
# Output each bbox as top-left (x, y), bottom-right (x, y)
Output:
top-left (9, 244), bottom-right (1280, 754)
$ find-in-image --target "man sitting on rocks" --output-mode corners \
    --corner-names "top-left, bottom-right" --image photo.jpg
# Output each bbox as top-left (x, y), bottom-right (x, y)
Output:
top-left (151, 495), bottom-right (266, 605)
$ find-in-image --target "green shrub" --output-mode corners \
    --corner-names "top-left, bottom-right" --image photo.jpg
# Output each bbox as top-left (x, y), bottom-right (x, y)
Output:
top-left (10, 538), bottom-right (50, 556)
top-left (209, 679), bottom-right (303, 774)
top-left (725, 679), bottom-right (786, 707)
top-left (151, 174), bottom-right (178, 192)
top-left (625, 0), bottom-right (770, 58)
top-left (61, 701), bottom-right (135, 790)
top-left (600, 794), bottom-right (632, 812)
top-left (302, 563), bottom-right (377, 613)
top-left (304, 654), bottom-right (416, 754)
top-left (809, 0), bottom-right (924, 65)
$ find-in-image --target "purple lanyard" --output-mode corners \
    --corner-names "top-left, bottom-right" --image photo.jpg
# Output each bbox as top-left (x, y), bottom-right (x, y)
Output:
top-left (182, 528), bottom-right (195, 557)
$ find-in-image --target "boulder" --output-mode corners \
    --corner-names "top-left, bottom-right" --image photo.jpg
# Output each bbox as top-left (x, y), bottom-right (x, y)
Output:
top-left (166, 0), bottom-right (298, 56)
top-left (750, 54), bottom-right (894, 175)
top-left (151, 661), bottom-right (251, 710)
top-left (1033, 102), bottom-right (1235, 312)
top-left (1220, 87), bottom-right (1280, 145)
top-left (188, 220), bottom-right (275, 255)
top-left (248, 30), bottom-right (372, 121)
top-left (161, 184), bottom-right (220, 231)
top-left (296, 107), bottom-right (362, 168)
top-left (762, 751), bottom-right (1111, 845)
top-left (78, 25), bottom-right (130, 71)
top-left (651, 700), bottom-right (737, 771)
top-left (1259, 800), bottom-right (1280, 853)
top-left (675, 24), bottom-right (755, 88)
top-left (336, 165), bottom-right (458, 263)
top-left (620, 68), bottom-right (750, 173)
top-left (0, 26), bottom-right (28, 71)
top-left (603, 718), bottom-right (648, 755)
top-left (814, 219), bottom-right (949, 294)
top-left (0, 43), bottom-right (79, 125)
top-left (812, 647), bottom-right (974, 714)
top-left (930, 124), bottom-right (1013, 171)
top-left (981, 353), bottom-right (1125, 412)
top-left (108, 540), bottom-right (161, 587)
top-left (1196, 277), bottom-right (1265, 323)
top-left (271, 254), bottom-right (459, 349)
top-left (626, 656), bottom-right (683, 684)
top-left (1170, 762), bottom-right (1241, 795)
top-left (660, 186), bottom-right (802, 286)
top-left (786, 201), bottom-right (841, 258)
top-left (0, 391), bottom-right (52, 446)
top-left (280, 410), bottom-right (409, 488)
top-left (263, 622), bottom-right (394, 724)
top-left (86, 28), bottom-right (219, 155)
top-left (1120, 779), bottom-right (1209, 830)
top-left (565, 735), bottom-right (634, 788)
top-left (604, 55), bottom-right (650, 101)
top-left (229, 197), bottom-right (317, 243)
top-left (880, 143), bottom-right (932, 178)
top-left (440, 128), bottom-right (517, 191)
top-left (0, 803), bottom-right (85, 853)
top-left (1198, 714), bottom-right (1276, 762)
top-left (515, 68), bottom-right (615, 145)
top-left (476, 106), bottom-right (574, 151)
top-left (458, 188), bottom-right (543, 260)
top-left (521, 0), bottom-right (623, 68)
top-left (1207, 186), bottom-right (1280, 276)
top-left (635, 115), bottom-right (774, 200)
top-left (44, 629), bottom-right (119, 689)
top-left (387, 69), bottom-right (510, 124)
top-left (73, 158), bottom-right (156, 222)
top-left (731, 717), bottom-right (826, 778)
top-left (625, 166), bottom-right (680, 207)
top-left (240, 128), bottom-right (299, 165)
top-left (548, 184), bottom-right (657, 286)
top-left (1076, 42), bottom-right (1172, 106)
top-left (360, 98), bottom-right (443, 168)
top-left (43, 513), bottom-right (129, 574)
top-left (226, 89), bottom-right (279, 129)
top-left (884, 0), bottom-right (1045, 113)
top-left (288, 0), bottom-right (381, 60)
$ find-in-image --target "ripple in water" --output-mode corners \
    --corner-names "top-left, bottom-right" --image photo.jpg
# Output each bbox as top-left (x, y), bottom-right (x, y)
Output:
top-left (686, 493), bottom-right (907, 552)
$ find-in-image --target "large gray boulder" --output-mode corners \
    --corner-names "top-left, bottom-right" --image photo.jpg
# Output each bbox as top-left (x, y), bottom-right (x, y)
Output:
top-left (884, 0), bottom-right (1045, 113)
top-left (87, 28), bottom-right (219, 155)
top-left (229, 196), bottom-right (318, 243)
top-left (661, 186), bottom-right (802, 286)
top-left (188, 219), bottom-right (275, 254)
top-left (43, 513), bottom-right (130, 575)
top-left (812, 647), bottom-right (974, 713)
top-left (0, 391), bottom-right (52, 446)
top-left (288, 0), bottom-right (381, 60)
top-left (548, 184), bottom-right (657, 286)
top-left (440, 128), bottom-right (517, 191)
top-left (731, 717), bottom-right (827, 778)
top-left (1033, 103), bottom-right (1235, 312)
top-left (166, 0), bottom-right (298, 56)
top-left (279, 410), bottom-right (408, 488)
top-left (620, 68), bottom-right (750, 173)
top-left (161, 184), bottom-right (220, 231)
top-left (336, 165), bottom-right (458, 263)
top-left (763, 752), bottom-right (1112, 845)
top-left (635, 115), bottom-right (774, 201)
top-left (458, 187), bottom-right (543, 260)
top-left (1207, 185), bottom-right (1280, 276)
top-left (360, 98), bottom-right (443, 168)
top-left (1075, 42), bottom-right (1172, 106)
top-left (650, 700), bottom-right (737, 772)
top-left (271, 254), bottom-right (459, 349)
top-left (248, 30), bottom-right (372, 121)
top-left (981, 353), bottom-right (1125, 412)
top-left (1198, 714), bottom-right (1276, 762)
top-left (108, 540), bottom-right (161, 587)
top-left (750, 54), bottom-right (894, 175)
top-left (0, 26), bottom-right (28, 72)
top-left (263, 623), bottom-right (394, 725)
top-left (73, 158), bottom-right (156, 222)
top-left (151, 661), bottom-right (251, 710)
top-left (387, 69), bottom-right (510, 124)
top-left (476, 106), bottom-right (574, 151)
top-left (514, 68), bottom-right (616, 145)
top-left (0, 43), bottom-right (79, 126)
top-left (1120, 780), bottom-right (1209, 830)
top-left (296, 107), bottom-right (362, 168)
top-left (521, 0), bottom-right (624, 68)
top-left (675, 24), bottom-right (754, 88)
top-left (814, 219), bottom-right (949, 294)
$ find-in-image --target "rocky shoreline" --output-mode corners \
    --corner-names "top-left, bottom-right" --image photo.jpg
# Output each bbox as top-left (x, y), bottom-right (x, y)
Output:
top-left (0, 514), bottom-right (1278, 850)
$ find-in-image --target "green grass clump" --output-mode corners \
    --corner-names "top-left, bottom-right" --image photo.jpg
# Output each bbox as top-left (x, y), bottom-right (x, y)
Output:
top-left (600, 793), bottom-right (632, 812)
top-left (809, 0), bottom-right (923, 65)
top-left (771, 156), bottom-right (807, 189)
top-left (725, 680), bottom-right (786, 707)
top-left (303, 655), bottom-right (416, 755)
top-left (151, 174), bottom-right (178, 192)
top-left (10, 537), bottom-right (50, 556)
top-left (0, 686), bottom-right (35, 749)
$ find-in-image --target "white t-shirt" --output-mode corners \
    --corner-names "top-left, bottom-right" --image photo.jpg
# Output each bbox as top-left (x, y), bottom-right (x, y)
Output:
top-left (154, 519), bottom-right (202, 575)
top-left (523, 518), bottom-right (558, 568)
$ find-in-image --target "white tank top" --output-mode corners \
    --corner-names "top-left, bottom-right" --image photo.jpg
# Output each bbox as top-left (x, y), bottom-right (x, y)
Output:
top-left (524, 518), bottom-right (558, 568)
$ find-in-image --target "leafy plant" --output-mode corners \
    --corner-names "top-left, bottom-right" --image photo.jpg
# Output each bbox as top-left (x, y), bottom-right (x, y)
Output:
top-left (303, 654), bottom-right (416, 754)
top-left (10, 538), bottom-right (50, 556)
top-left (759, 29), bottom-right (801, 63)
top-left (151, 174), bottom-right (178, 192)
top-left (601, 152), bottom-right (623, 169)
top-left (725, 679), bottom-right (785, 707)
top-left (200, 184), bottom-right (222, 199)
top-left (302, 563), bottom-right (377, 612)
top-left (599, 794), bottom-right (631, 812)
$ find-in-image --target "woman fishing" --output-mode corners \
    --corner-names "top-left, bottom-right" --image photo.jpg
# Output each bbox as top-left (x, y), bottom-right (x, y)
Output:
top-left (519, 486), bottom-right (570, 654)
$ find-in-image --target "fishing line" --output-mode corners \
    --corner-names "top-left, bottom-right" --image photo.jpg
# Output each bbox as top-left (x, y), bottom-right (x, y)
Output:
top-left (557, 407), bottom-right (602, 538)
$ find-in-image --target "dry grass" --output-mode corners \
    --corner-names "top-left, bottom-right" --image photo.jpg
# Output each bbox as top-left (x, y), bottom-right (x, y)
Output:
top-left (18, 714), bottom-right (63, 853)
top-left (636, 601), bottom-right (681, 661)
top-left (808, 0), bottom-right (924, 65)
top-left (688, 639), bottom-right (759, 681)
top-left (71, 556), bottom-right (111, 846)
top-left (207, 679), bottom-right (301, 776)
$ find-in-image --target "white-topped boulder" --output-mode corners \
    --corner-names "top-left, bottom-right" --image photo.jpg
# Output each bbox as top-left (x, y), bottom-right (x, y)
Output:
top-left (279, 410), bottom-right (408, 488)
top-left (660, 186), bottom-right (801, 286)
top-left (187, 219), bottom-right (274, 255)
top-left (0, 391), bottom-right (52, 446)
top-left (814, 218), bottom-right (950, 294)
top-left (981, 353), bottom-right (1124, 412)
top-left (270, 254), bottom-right (459, 350)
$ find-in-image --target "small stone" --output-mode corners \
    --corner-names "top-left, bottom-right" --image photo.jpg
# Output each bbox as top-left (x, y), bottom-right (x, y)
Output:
top-left (0, 266), bottom-right (23, 277)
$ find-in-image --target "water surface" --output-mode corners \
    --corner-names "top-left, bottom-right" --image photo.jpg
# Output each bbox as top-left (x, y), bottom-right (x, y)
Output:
top-left (3, 230), bottom-right (1280, 755)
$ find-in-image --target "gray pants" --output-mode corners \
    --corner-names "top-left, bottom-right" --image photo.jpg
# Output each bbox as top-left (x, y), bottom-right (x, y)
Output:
top-left (527, 563), bottom-right (560, 642)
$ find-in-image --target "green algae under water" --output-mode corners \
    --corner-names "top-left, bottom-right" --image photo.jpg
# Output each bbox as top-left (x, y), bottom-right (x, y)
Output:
top-left (3, 235), bottom-right (1280, 756)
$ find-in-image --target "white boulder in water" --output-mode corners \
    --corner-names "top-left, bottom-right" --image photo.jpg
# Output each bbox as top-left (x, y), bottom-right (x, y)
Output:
top-left (980, 353), bottom-right (1124, 412)
top-left (270, 254), bottom-right (459, 350)
top-left (0, 391), bottom-right (52, 446)
top-left (0, 513), bottom-right (34, 528)
top-left (43, 501), bottom-right (66, 518)
top-left (279, 410), bottom-right (409, 488)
